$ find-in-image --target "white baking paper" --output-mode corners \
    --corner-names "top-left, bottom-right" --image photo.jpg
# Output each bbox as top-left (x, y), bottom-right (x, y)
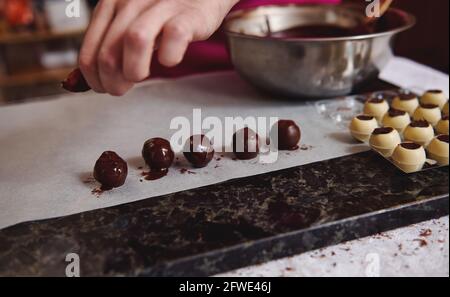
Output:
top-left (1, 56), bottom-right (448, 230)
top-left (0, 72), bottom-right (367, 230)
top-left (380, 57), bottom-right (450, 97)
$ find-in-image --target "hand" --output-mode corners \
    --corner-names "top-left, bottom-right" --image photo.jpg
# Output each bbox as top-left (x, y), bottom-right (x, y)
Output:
top-left (79, 0), bottom-right (239, 96)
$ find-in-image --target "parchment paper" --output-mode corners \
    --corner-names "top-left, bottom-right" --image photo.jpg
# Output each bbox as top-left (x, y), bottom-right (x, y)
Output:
top-left (0, 72), bottom-right (368, 230)
top-left (380, 57), bottom-right (450, 97)
top-left (0, 58), bottom-right (447, 230)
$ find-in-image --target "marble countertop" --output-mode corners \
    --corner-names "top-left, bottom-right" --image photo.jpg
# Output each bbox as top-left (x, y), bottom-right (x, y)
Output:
top-left (0, 151), bottom-right (448, 276)
top-left (219, 216), bottom-right (449, 277)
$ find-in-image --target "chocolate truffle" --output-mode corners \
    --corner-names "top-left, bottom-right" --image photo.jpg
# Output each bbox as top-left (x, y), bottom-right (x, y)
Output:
top-left (62, 68), bottom-right (91, 92)
top-left (183, 135), bottom-right (215, 168)
top-left (436, 115), bottom-right (449, 135)
top-left (382, 108), bottom-right (411, 133)
top-left (232, 127), bottom-right (259, 160)
top-left (271, 120), bottom-right (301, 150)
top-left (391, 93), bottom-right (419, 116)
top-left (443, 101), bottom-right (449, 116)
top-left (93, 151), bottom-right (128, 190)
top-left (363, 97), bottom-right (390, 122)
top-left (420, 90), bottom-right (448, 109)
top-left (413, 104), bottom-right (442, 126)
top-left (369, 127), bottom-right (401, 157)
top-left (349, 115), bottom-right (379, 142)
top-left (142, 138), bottom-right (174, 171)
top-left (427, 135), bottom-right (449, 165)
top-left (392, 143), bottom-right (426, 173)
top-left (403, 121), bottom-right (435, 146)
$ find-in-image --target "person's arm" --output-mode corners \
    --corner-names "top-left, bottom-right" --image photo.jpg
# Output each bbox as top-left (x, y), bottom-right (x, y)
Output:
top-left (79, 0), bottom-right (240, 96)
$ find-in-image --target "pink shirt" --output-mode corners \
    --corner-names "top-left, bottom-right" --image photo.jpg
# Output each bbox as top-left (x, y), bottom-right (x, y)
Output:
top-left (151, 0), bottom-right (340, 77)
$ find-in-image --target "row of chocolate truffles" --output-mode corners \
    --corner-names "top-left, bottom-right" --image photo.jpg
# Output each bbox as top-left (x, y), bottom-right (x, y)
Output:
top-left (93, 120), bottom-right (301, 190)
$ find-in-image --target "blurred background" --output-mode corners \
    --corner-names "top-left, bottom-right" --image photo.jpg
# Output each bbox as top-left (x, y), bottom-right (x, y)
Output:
top-left (0, 0), bottom-right (448, 103)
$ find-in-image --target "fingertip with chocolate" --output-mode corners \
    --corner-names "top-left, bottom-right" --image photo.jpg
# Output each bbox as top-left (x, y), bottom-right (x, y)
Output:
top-left (62, 68), bottom-right (91, 92)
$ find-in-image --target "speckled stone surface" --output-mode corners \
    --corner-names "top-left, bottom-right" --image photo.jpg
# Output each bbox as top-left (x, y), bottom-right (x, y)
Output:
top-left (218, 216), bottom-right (449, 277)
top-left (0, 151), bottom-right (448, 276)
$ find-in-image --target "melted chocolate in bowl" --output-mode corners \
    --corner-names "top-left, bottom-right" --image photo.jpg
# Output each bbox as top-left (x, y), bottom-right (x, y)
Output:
top-left (225, 5), bottom-right (415, 98)
top-left (357, 115), bottom-right (375, 121)
top-left (267, 10), bottom-right (409, 39)
top-left (400, 142), bottom-right (421, 150)
top-left (438, 135), bottom-right (449, 143)
top-left (388, 108), bottom-right (406, 117)
top-left (269, 24), bottom-right (370, 38)
top-left (373, 127), bottom-right (394, 135)
top-left (410, 120), bottom-right (430, 128)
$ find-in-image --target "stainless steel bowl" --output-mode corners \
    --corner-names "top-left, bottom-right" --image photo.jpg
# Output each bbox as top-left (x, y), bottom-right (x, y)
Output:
top-left (224, 4), bottom-right (415, 98)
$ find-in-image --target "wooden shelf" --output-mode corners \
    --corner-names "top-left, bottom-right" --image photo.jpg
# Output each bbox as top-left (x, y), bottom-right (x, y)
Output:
top-left (0, 67), bottom-right (73, 88)
top-left (0, 29), bottom-right (85, 45)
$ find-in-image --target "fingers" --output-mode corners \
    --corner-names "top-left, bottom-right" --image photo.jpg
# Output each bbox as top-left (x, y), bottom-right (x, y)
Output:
top-left (158, 6), bottom-right (217, 68)
top-left (79, 0), bottom-right (233, 96)
top-left (158, 17), bottom-right (193, 67)
top-left (79, 0), bottom-right (117, 93)
top-left (97, 1), bottom-right (154, 96)
top-left (122, 2), bottom-right (174, 82)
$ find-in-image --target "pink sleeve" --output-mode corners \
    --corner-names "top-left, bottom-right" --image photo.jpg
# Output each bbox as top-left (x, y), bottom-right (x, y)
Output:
top-left (233, 0), bottom-right (341, 10)
top-left (151, 0), bottom-right (342, 78)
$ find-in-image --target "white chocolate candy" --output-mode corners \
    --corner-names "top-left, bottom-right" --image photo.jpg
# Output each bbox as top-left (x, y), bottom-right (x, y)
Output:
top-left (427, 135), bottom-right (449, 165)
top-left (403, 121), bottom-right (435, 146)
top-left (349, 115), bottom-right (379, 142)
top-left (436, 116), bottom-right (449, 135)
top-left (363, 98), bottom-right (390, 122)
top-left (413, 104), bottom-right (442, 126)
top-left (369, 127), bottom-right (402, 157)
top-left (382, 109), bottom-right (411, 133)
top-left (392, 93), bottom-right (419, 116)
top-left (421, 90), bottom-right (448, 109)
top-left (392, 143), bottom-right (426, 173)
